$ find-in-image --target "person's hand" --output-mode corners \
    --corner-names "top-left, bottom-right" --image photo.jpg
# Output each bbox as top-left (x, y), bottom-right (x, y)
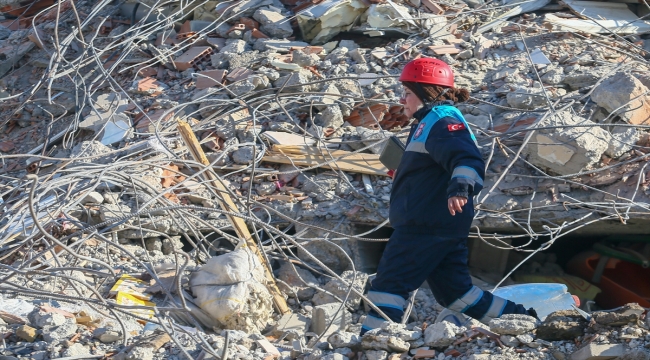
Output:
top-left (448, 196), bottom-right (467, 216)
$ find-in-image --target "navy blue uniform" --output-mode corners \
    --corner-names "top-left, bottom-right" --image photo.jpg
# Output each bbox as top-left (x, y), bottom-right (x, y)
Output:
top-left (361, 104), bottom-right (530, 333)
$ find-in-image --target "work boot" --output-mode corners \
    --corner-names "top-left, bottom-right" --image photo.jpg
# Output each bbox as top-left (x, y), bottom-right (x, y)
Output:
top-left (435, 308), bottom-right (469, 327)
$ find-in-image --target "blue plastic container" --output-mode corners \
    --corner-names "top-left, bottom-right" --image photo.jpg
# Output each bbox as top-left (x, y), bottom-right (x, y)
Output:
top-left (493, 283), bottom-right (577, 321)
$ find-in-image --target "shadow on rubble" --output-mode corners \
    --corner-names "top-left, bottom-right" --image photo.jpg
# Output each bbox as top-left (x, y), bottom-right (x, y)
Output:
top-left (329, 31), bottom-right (409, 49)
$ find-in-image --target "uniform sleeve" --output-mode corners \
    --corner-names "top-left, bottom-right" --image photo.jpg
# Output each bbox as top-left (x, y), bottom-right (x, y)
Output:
top-left (424, 116), bottom-right (485, 199)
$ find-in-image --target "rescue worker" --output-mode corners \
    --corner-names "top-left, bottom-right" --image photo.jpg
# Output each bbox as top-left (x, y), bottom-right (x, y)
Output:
top-left (361, 58), bottom-right (536, 334)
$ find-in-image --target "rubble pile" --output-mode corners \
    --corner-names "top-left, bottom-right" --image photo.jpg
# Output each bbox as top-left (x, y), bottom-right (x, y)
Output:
top-left (0, 0), bottom-right (648, 358)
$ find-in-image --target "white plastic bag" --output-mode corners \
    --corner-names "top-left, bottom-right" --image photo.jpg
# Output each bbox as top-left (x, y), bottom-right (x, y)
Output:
top-left (190, 249), bottom-right (273, 333)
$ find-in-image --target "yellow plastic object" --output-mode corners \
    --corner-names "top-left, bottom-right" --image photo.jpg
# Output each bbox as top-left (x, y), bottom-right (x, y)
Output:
top-left (110, 274), bottom-right (153, 301)
top-left (514, 274), bottom-right (601, 301)
top-left (116, 292), bottom-right (155, 319)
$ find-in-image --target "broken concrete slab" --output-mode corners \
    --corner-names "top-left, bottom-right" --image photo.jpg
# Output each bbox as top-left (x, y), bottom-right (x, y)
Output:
top-left (537, 310), bottom-right (587, 341)
top-left (523, 111), bottom-right (610, 176)
top-left (489, 314), bottom-right (539, 335)
top-left (356, 127), bottom-right (391, 154)
top-left (270, 312), bottom-right (310, 339)
top-left (592, 303), bottom-right (645, 327)
top-left (570, 343), bottom-right (625, 360)
top-left (0, 42), bottom-right (35, 78)
top-left (591, 72), bottom-right (650, 125)
top-left (423, 321), bottom-right (460, 347)
top-left (362, 333), bottom-right (410, 353)
top-left (276, 262), bottom-right (319, 300)
top-left (506, 87), bottom-right (548, 110)
top-left (328, 331), bottom-right (361, 349)
top-left (253, 9), bottom-right (293, 38)
top-left (606, 127), bottom-right (639, 159)
top-left (365, 3), bottom-right (416, 29)
top-left (563, 66), bottom-right (614, 90)
top-left (311, 303), bottom-right (352, 337)
top-left (297, 0), bottom-right (368, 45)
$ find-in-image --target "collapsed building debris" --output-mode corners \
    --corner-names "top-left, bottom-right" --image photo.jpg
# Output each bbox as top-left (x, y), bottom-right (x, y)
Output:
top-left (0, 0), bottom-right (649, 359)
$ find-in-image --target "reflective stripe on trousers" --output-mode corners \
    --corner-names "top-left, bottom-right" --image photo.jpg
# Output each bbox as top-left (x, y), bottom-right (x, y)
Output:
top-left (447, 285), bottom-right (508, 324)
top-left (361, 291), bottom-right (407, 332)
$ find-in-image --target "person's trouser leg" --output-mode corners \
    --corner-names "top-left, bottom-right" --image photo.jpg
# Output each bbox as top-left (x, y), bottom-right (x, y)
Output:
top-left (361, 232), bottom-right (463, 334)
top-left (426, 239), bottom-right (531, 324)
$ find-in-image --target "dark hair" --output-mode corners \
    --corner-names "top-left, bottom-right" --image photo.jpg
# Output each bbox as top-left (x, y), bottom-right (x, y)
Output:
top-left (402, 82), bottom-right (470, 104)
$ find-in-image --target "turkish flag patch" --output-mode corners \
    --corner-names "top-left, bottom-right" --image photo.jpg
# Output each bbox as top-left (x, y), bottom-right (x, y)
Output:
top-left (448, 123), bottom-right (466, 132)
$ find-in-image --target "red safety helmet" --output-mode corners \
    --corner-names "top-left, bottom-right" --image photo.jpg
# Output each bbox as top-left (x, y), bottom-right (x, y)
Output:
top-left (399, 58), bottom-right (454, 88)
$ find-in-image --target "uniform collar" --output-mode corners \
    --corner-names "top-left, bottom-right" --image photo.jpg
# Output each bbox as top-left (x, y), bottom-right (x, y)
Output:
top-left (412, 100), bottom-right (455, 122)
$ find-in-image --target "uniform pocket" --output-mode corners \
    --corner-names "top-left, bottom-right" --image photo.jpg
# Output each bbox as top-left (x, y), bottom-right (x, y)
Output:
top-left (389, 184), bottom-right (410, 225)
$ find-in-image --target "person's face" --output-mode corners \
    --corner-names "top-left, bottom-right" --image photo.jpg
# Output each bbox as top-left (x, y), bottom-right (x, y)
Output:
top-left (399, 86), bottom-right (423, 119)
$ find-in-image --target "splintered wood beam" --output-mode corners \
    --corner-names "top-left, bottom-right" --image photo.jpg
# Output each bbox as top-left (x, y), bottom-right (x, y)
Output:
top-left (263, 145), bottom-right (390, 176)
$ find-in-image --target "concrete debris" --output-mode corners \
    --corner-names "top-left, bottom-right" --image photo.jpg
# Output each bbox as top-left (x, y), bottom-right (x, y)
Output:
top-left (537, 310), bottom-right (587, 341)
top-left (0, 0), bottom-right (650, 358)
top-left (489, 314), bottom-right (539, 335)
top-left (570, 343), bottom-right (625, 360)
top-left (591, 72), bottom-right (650, 125)
top-left (524, 111), bottom-right (610, 175)
top-left (362, 332), bottom-right (411, 353)
top-left (329, 331), bottom-right (362, 349)
top-left (62, 343), bottom-right (91, 358)
top-left (312, 303), bottom-right (352, 337)
top-left (271, 312), bottom-right (310, 339)
top-left (253, 9), bottom-right (294, 39)
top-left (277, 262), bottom-right (320, 300)
top-left (312, 271), bottom-right (369, 309)
top-left (424, 321), bottom-right (461, 347)
top-left (297, 0), bottom-right (368, 44)
top-left (592, 303), bottom-right (645, 327)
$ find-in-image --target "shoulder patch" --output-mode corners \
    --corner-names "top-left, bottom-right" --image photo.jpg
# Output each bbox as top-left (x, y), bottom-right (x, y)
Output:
top-left (448, 123), bottom-right (466, 132)
top-left (413, 122), bottom-right (427, 139)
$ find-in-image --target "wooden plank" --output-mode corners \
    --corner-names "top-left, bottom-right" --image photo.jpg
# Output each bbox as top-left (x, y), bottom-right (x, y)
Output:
top-left (262, 145), bottom-right (390, 176)
top-left (176, 120), bottom-right (290, 314)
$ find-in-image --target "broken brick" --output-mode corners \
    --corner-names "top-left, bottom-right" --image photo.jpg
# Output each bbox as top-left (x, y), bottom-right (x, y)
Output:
top-left (28, 28), bottom-right (46, 49)
top-left (422, 0), bottom-right (445, 14)
top-left (201, 134), bottom-right (224, 151)
top-left (137, 77), bottom-right (163, 94)
top-left (251, 28), bottom-right (270, 39)
top-left (179, 20), bottom-right (191, 34)
top-left (0, 141), bottom-right (14, 152)
top-left (428, 44), bottom-right (462, 55)
top-left (137, 67), bottom-right (158, 78)
top-left (99, 18), bottom-right (114, 35)
top-left (345, 104), bottom-right (386, 129)
top-left (226, 68), bottom-right (254, 83)
top-left (240, 17), bottom-right (260, 30)
top-left (174, 46), bottom-right (213, 71)
top-left (228, 23), bottom-right (246, 34)
top-left (196, 70), bottom-right (227, 90)
top-left (414, 349), bottom-right (436, 359)
top-left (444, 349), bottom-right (462, 357)
top-left (136, 110), bottom-right (174, 133)
top-left (303, 46), bottom-right (324, 55)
